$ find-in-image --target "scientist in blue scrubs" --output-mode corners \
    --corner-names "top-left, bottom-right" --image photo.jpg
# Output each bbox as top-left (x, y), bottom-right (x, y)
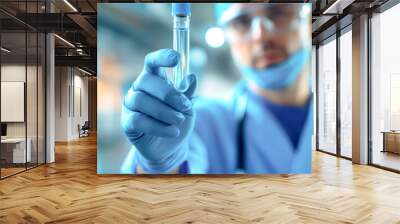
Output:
top-left (120, 3), bottom-right (313, 174)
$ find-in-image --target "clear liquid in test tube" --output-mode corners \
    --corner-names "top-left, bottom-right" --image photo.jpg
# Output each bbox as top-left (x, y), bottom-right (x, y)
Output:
top-left (172, 3), bottom-right (191, 90)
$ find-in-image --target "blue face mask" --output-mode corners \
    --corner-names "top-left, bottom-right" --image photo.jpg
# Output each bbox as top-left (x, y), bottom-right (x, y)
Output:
top-left (239, 47), bottom-right (310, 90)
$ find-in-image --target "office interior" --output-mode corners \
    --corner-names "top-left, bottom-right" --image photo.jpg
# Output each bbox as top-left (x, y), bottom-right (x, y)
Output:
top-left (312, 0), bottom-right (400, 172)
top-left (0, 0), bottom-right (97, 179)
top-left (0, 0), bottom-right (400, 222)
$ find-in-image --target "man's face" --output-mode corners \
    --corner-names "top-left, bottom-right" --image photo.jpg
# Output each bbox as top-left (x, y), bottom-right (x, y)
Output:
top-left (222, 4), bottom-right (310, 69)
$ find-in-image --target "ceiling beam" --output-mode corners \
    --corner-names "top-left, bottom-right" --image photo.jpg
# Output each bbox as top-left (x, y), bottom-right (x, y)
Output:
top-left (67, 13), bottom-right (97, 39)
top-left (55, 55), bottom-right (96, 71)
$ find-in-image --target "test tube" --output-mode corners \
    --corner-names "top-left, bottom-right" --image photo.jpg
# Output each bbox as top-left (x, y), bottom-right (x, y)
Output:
top-left (171, 3), bottom-right (191, 90)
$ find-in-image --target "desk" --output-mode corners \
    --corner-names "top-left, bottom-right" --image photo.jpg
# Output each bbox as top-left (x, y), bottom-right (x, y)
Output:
top-left (381, 131), bottom-right (400, 154)
top-left (1, 138), bottom-right (31, 163)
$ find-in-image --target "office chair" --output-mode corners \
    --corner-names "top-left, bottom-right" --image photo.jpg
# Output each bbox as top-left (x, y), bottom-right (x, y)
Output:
top-left (79, 121), bottom-right (90, 138)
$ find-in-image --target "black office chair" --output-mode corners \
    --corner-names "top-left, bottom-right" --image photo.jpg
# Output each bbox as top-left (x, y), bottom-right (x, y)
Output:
top-left (78, 121), bottom-right (90, 138)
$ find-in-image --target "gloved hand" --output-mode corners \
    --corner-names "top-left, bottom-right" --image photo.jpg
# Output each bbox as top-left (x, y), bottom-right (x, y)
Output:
top-left (121, 49), bottom-right (197, 173)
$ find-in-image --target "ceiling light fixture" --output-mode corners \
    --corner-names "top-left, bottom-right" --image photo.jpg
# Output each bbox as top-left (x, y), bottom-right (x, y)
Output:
top-left (78, 67), bottom-right (93, 76)
top-left (205, 27), bottom-right (225, 48)
top-left (63, 0), bottom-right (78, 12)
top-left (1, 47), bottom-right (11, 53)
top-left (322, 0), bottom-right (354, 15)
top-left (54, 34), bottom-right (75, 48)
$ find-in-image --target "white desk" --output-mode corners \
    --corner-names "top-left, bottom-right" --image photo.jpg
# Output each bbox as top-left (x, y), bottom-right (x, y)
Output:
top-left (1, 138), bottom-right (31, 163)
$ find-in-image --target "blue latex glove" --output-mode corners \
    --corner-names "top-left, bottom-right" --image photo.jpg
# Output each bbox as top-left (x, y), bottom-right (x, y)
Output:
top-left (121, 49), bottom-right (197, 173)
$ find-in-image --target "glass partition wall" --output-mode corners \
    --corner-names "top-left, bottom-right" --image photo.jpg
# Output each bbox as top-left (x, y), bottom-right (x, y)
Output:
top-left (317, 36), bottom-right (337, 155)
top-left (339, 28), bottom-right (352, 159)
top-left (0, 1), bottom-right (46, 179)
top-left (316, 27), bottom-right (353, 159)
top-left (0, 30), bottom-right (27, 177)
top-left (316, 0), bottom-right (400, 172)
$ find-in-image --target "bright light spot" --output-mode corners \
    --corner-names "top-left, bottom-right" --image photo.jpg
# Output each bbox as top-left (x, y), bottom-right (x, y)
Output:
top-left (301, 4), bottom-right (312, 18)
top-left (205, 27), bottom-right (225, 48)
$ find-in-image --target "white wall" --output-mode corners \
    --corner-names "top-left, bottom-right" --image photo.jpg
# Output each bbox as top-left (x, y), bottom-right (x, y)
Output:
top-left (55, 67), bottom-right (69, 141)
top-left (1, 82), bottom-right (25, 122)
top-left (71, 72), bottom-right (89, 138)
top-left (54, 67), bottom-right (89, 141)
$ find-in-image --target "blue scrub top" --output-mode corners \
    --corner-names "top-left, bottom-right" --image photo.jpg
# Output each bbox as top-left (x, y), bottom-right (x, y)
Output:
top-left (122, 82), bottom-right (314, 174)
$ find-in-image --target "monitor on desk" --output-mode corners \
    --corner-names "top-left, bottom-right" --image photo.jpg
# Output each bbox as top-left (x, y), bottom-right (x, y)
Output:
top-left (1, 123), bottom-right (7, 138)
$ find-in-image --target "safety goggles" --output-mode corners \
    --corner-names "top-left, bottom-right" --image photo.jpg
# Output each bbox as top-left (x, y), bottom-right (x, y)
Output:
top-left (220, 4), bottom-right (311, 41)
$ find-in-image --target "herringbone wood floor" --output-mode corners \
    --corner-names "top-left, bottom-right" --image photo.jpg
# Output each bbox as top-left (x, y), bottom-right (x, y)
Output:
top-left (1, 134), bottom-right (400, 224)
